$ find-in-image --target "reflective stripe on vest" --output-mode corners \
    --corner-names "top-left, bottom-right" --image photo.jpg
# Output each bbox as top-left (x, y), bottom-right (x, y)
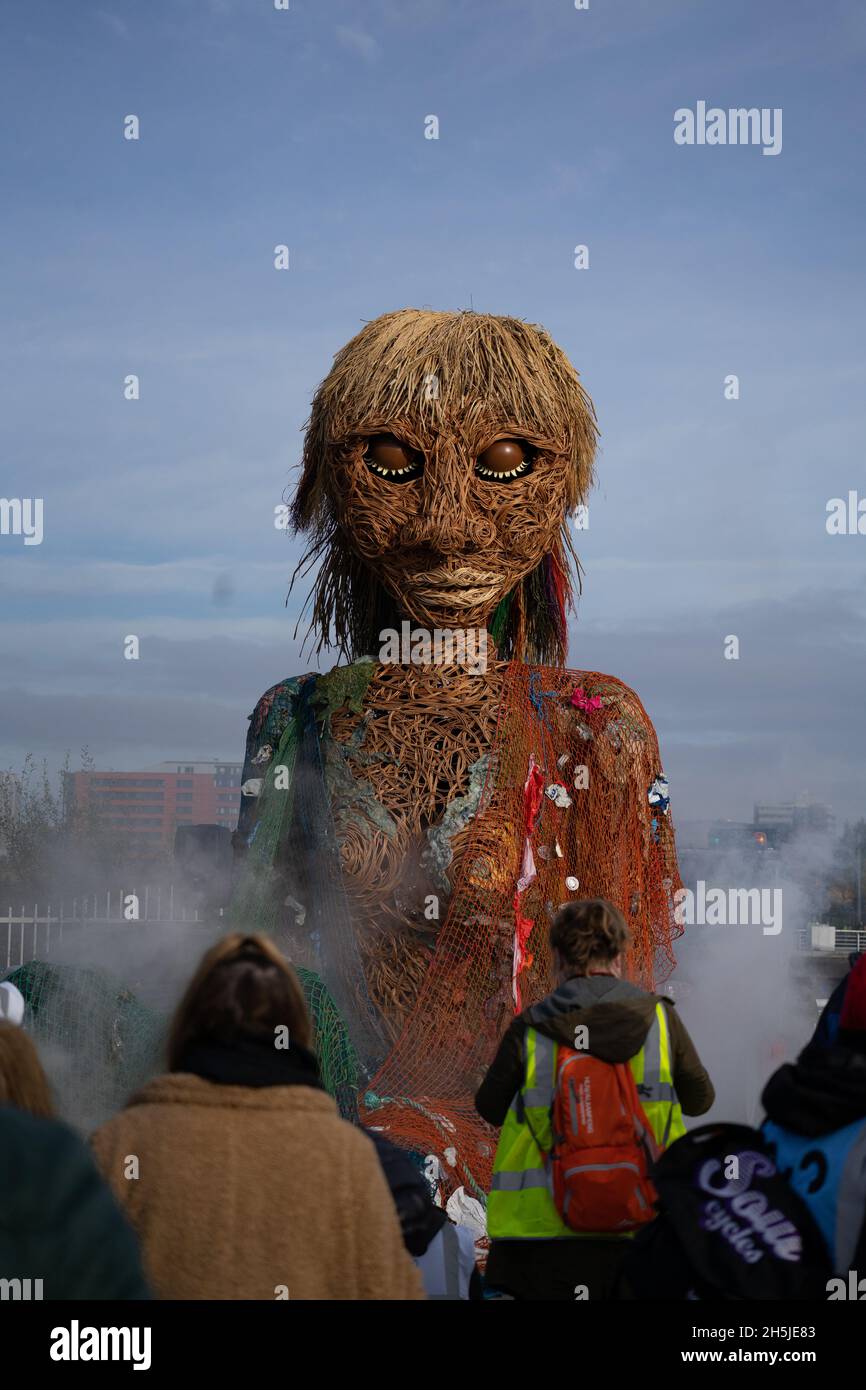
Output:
top-left (488, 1001), bottom-right (684, 1240)
top-left (523, 1029), bottom-right (558, 1108)
top-left (491, 1167), bottom-right (550, 1192)
top-left (630, 1003), bottom-right (686, 1150)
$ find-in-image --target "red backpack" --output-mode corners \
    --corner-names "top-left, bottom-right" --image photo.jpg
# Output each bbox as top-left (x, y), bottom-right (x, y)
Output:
top-left (547, 1049), bottom-right (660, 1233)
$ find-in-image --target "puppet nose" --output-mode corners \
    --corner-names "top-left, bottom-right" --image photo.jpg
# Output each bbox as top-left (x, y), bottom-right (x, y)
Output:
top-left (402, 504), bottom-right (496, 554)
top-left (400, 438), bottom-right (497, 552)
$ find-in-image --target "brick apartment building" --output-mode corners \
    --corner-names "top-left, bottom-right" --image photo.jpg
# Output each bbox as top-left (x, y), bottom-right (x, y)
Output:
top-left (64, 759), bottom-right (242, 859)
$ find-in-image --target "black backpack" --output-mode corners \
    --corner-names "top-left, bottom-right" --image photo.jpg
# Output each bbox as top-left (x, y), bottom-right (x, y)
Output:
top-left (618, 1123), bottom-right (832, 1300)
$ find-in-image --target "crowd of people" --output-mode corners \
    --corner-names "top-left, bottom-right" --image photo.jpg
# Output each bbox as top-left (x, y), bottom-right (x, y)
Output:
top-left (0, 898), bottom-right (864, 1301)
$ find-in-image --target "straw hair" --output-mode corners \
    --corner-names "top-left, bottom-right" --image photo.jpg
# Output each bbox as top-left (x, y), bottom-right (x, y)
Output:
top-left (167, 933), bottom-right (312, 1069)
top-left (0, 1020), bottom-right (55, 1117)
top-left (290, 308), bottom-right (598, 663)
top-left (550, 898), bottom-right (631, 975)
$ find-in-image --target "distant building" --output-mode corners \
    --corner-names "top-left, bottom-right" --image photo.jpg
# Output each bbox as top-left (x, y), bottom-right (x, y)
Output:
top-left (154, 761), bottom-right (243, 831)
top-left (707, 800), bottom-right (836, 853)
top-left (753, 800), bottom-right (835, 839)
top-left (63, 760), bottom-right (242, 860)
top-left (707, 820), bottom-right (773, 851)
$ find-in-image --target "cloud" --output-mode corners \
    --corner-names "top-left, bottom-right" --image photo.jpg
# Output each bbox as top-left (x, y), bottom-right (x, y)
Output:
top-left (335, 26), bottom-right (380, 63)
top-left (0, 558), bottom-right (294, 603)
top-left (1, 579), bottom-right (863, 841)
top-left (94, 10), bottom-right (129, 40)
top-left (568, 583), bottom-right (866, 826)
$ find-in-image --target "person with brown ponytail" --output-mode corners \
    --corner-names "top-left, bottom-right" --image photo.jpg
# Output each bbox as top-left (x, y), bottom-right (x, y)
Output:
top-left (91, 934), bottom-right (424, 1300)
top-left (476, 898), bottom-right (713, 1300)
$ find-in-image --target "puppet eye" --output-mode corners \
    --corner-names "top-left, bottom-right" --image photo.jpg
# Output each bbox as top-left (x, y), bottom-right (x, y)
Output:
top-left (363, 434), bottom-right (423, 481)
top-left (475, 439), bottom-right (534, 481)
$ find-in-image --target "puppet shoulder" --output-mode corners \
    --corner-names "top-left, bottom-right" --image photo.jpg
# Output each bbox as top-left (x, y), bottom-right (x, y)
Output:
top-left (246, 673), bottom-right (315, 747)
top-left (559, 669), bottom-right (673, 843)
top-left (245, 657), bottom-right (377, 750)
top-left (562, 669), bottom-right (661, 745)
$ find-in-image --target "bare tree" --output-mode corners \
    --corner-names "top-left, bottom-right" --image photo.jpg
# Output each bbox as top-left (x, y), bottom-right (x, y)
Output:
top-left (0, 750), bottom-right (140, 894)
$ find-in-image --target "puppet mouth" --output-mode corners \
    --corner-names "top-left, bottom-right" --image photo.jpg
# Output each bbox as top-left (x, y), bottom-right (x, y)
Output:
top-left (403, 565), bottom-right (505, 604)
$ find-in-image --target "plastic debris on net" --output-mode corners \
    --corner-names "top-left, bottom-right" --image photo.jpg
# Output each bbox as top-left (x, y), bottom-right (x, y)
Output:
top-left (511, 756), bottom-right (546, 1007)
top-left (648, 774), bottom-right (670, 813)
top-left (283, 894), bottom-right (307, 928)
top-left (517, 838), bottom-right (537, 894)
top-left (0, 981), bottom-right (25, 1027)
top-left (512, 896), bottom-right (535, 1005)
top-left (446, 1186), bottom-right (487, 1239)
top-left (570, 686), bottom-right (603, 713)
top-left (545, 783), bottom-right (573, 809)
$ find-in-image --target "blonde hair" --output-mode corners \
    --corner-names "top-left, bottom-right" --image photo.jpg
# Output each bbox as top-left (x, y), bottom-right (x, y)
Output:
top-left (167, 933), bottom-right (312, 1070)
top-left (0, 1020), bottom-right (55, 1117)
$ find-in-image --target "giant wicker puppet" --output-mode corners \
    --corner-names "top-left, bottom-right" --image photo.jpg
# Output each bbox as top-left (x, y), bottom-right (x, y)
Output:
top-left (231, 309), bottom-right (683, 1200)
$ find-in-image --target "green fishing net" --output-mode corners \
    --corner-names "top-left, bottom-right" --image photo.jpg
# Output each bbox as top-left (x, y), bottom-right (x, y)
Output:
top-left (4, 959), bottom-right (165, 1133)
top-left (296, 966), bottom-right (360, 1122)
top-left (1, 667), bottom-right (370, 1135)
top-left (3, 957), bottom-right (359, 1130)
top-left (230, 665), bottom-right (387, 1079)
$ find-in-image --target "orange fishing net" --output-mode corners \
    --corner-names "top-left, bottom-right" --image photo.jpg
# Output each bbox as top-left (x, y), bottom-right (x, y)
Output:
top-left (240, 307), bottom-right (683, 1199)
top-left (359, 660), bottom-right (683, 1202)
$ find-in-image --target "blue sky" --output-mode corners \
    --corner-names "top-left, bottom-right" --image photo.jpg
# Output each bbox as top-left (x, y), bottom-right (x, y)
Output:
top-left (1, 0), bottom-right (865, 832)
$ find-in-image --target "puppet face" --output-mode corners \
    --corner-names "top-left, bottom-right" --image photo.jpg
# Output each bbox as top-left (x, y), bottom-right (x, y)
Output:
top-left (294, 310), bottom-right (597, 659)
top-left (328, 419), bottom-right (571, 630)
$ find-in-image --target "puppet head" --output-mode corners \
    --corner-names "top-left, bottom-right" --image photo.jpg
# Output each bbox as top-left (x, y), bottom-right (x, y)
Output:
top-left (291, 309), bottom-right (598, 664)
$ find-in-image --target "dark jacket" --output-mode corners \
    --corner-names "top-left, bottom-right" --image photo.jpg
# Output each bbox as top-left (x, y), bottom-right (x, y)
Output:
top-left (761, 1035), bottom-right (866, 1273)
top-left (0, 1106), bottom-right (150, 1300)
top-left (366, 1131), bottom-right (447, 1258)
top-left (762, 1033), bottom-right (866, 1139)
top-left (475, 974), bottom-right (714, 1127)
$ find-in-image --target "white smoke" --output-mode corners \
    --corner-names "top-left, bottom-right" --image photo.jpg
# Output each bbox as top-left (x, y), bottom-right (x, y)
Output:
top-left (668, 832), bottom-right (841, 1127)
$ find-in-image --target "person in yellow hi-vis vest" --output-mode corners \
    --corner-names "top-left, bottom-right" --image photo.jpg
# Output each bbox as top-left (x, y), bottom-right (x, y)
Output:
top-left (476, 899), bottom-right (714, 1300)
